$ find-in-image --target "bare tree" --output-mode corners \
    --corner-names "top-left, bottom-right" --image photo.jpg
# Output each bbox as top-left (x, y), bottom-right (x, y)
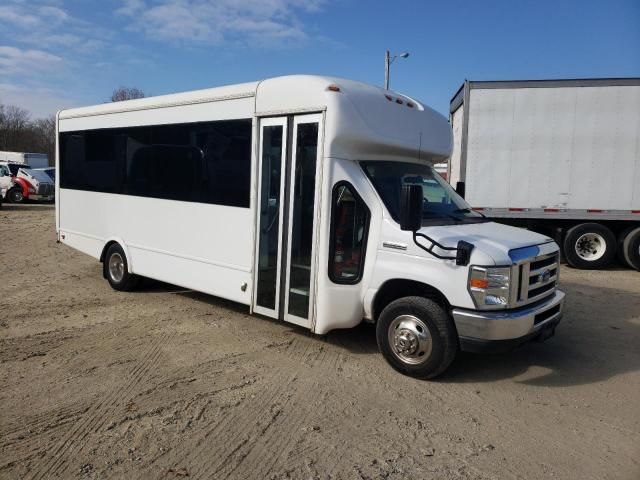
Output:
top-left (111, 86), bottom-right (145, 102)
top-left (32, 115), bottom-right (56, 164)
top-left (0, 104), bottom-right (32, 153)
top-left (0, 103), bottom-right (56, 165)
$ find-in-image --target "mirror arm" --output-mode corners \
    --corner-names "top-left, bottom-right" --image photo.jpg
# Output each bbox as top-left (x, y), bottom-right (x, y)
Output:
top-left (412, 232), bottom-right (474, 266)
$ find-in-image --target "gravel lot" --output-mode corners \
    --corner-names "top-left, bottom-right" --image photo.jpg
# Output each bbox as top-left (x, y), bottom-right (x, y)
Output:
top-left (1, 204), bottom-right (639, 479)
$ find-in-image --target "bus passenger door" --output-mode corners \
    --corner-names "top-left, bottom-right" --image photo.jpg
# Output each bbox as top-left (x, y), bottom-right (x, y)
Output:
top-left (253, 114), bottom-right (323, 330)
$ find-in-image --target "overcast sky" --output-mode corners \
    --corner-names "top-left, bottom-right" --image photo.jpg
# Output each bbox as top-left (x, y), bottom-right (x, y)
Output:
top-left (1, 0), bottom-right (639, 118)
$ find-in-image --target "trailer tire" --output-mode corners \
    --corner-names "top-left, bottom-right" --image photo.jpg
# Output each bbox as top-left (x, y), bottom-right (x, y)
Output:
top-left (104, 243), bottom-right (139, 291)
top-left (8, 187), bottom-right (24, 203)
top-left (376, 296), bottom-right (457, 379)
top-left (618, 226), bottom-right (640, 271)
top-left (563, 223), bottom-right (616, 269)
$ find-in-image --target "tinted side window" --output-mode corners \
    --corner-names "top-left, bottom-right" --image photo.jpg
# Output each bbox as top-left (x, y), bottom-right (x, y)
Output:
top-left (59, 119), bottom-right (252, 207)
top-left (329, 182), bottom-right (370, 284)
top-left (60, 133), bottom-right (86, 190)
top-left (85, 130), bottom-right (124, 192)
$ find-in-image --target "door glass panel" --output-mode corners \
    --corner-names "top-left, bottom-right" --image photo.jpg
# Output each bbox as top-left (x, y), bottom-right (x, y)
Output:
top-left (330, 183), bottom-right (370, 283)
top-left (256, 125), bottom-right (283, 310)
top-left (287, 122), bottom-right (318, 318)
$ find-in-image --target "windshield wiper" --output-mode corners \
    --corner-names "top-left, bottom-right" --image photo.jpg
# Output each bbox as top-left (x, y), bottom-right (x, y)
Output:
top-left (423, 212), bottom-right (464, 223)
top-left (452, 207), bottom-right (486, 218)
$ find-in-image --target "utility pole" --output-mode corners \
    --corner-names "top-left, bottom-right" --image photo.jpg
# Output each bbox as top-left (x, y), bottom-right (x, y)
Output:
top-left (384, 50), bottom-right (410, 90)
top-left (385, 50), bottom-right (391, 90)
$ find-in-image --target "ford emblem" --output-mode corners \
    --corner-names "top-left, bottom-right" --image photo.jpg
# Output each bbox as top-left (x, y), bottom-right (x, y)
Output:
top-left (539, 270), bottom-right (551, 283)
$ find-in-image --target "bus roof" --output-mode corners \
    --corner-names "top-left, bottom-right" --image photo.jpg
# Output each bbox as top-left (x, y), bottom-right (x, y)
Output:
top-left (59, 75), bottom-right (452, 162)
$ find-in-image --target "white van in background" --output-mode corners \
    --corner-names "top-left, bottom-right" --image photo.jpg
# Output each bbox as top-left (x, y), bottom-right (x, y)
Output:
top-left (56, 75), bottom-right (565, 378)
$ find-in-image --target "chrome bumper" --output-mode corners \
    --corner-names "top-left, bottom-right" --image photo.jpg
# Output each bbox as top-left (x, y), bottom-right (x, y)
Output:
top-left (452, 290), bottom-right (565, 342)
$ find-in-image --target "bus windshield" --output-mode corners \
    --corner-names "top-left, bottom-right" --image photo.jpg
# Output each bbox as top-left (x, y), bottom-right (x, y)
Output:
top-left (361, 161), bottom-right (487, 225)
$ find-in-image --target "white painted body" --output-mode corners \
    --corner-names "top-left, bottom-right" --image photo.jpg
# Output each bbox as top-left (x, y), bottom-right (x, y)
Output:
top-left (57, 75), bottom-right (561, 338)
top-left (449, 80), bottom-right (640, 221)
top-left (0, 164), bottom-right (13, 199)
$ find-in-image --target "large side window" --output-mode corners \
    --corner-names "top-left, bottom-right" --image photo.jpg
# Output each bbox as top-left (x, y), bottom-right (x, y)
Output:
top-left (329, 182), bottom-right (370, 284)
top-left (59, 119), bottom-right (252, 207)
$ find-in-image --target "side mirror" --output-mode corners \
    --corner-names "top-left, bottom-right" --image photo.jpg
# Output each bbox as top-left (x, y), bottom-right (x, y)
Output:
top-left (399, 184), bottom-right (423, 231)
top-left (455, 181), bottom-right (466, 199)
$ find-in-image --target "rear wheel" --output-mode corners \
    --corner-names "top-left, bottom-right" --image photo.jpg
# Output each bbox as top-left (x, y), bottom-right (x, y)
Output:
top-left (563, 223), bottom-right (616, 269)
top-left (618, 226), bottom-right (640, 271)
top-left (8, 188), bottom-right (24, 203)
top-left (104, 243), bottom-right (139, 291)
top-left (376, 296), bottom-right (457, 379)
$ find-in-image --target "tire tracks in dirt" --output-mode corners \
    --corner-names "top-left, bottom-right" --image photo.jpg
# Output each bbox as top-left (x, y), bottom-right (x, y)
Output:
top-left (26, 321), bottom-right (178, 480)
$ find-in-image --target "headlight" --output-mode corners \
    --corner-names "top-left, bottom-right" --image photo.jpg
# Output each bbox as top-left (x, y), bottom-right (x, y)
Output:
top-left (468, 266), bottom-right (511, 309)
top-left (28, 187), bottom-right (36, 193)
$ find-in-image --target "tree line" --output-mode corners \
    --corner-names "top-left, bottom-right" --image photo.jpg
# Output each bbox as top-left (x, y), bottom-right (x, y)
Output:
top-left (0, 87), bottom-right (145, 167)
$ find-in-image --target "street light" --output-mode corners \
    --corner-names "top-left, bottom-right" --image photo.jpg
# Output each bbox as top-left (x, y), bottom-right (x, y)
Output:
top-left (384, 50), bottom-right (410, 90)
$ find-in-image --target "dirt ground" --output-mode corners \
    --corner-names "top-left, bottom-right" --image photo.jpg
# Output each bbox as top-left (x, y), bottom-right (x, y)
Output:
top-left (1, 204), bottom-right (639, 480)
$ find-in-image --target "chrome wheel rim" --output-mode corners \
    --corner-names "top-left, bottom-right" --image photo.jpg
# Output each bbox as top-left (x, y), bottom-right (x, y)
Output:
top-left (108, 252), bottom-right (125, 283)
top-left (388, 315), bottom-right (433, 365)
top-left (575, 233), bottom-right (606, 261)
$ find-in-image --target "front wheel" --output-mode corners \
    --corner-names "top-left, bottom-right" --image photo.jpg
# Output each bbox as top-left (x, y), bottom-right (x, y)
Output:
top-left (8, 188), bottom-right (24, 203)
top-left (376, 296), bottom-right (458, 379)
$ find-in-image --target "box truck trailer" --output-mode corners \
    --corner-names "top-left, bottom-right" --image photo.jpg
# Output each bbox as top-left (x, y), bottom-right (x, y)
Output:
top-left (0, 151), bottom-right (49, 169)
top-left (449, 78), bottom-right (640, 270)
top-left (56, 75), bottom-right (565, 378)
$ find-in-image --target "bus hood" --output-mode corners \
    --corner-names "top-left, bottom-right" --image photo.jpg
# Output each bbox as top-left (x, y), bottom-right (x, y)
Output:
top-left (418, 221), bottom-right (555, 265)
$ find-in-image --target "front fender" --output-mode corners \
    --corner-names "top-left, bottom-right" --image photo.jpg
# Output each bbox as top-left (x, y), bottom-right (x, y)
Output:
top-left (13, 177), bottom-right (31, 198)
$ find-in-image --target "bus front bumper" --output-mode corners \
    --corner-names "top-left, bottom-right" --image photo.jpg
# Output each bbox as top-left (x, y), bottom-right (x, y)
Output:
top-left (452, 290), bottom-right (565, 353)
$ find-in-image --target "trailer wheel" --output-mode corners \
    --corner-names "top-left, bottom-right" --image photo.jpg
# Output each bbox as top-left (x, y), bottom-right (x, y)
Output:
top-left (618, 226), bottom-right (640, 271)
top-left (376, 296), bottom-right (457, 379)
top-left (563, 223), bottom-right (616, 269)
top-left (104, 243), bottom-right (139, 291)
top-left (8, 188), bottom-right (24, 203)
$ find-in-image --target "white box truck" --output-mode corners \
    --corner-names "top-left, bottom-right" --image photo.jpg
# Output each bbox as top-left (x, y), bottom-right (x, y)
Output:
top-left (449, 78), bottom-right (640, 270)
top-left (0, 151), bottom-right (49, 169)
top-left (56, 75), bottom-right (565, 378)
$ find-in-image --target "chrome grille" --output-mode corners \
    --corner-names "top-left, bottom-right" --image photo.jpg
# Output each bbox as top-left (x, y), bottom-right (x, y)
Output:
top-left (37, 184), bottom-right (54, 196)
top-left (510, 250), bottom-right (559, 307)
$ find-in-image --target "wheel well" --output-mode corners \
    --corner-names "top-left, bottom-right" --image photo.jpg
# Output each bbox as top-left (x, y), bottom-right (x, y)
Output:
top-left (99, 240), bottom-right (120, 263)
top-left (100, 241), bottom-right (125, 279)
top-left (372, 279), bottom-right (450, 322)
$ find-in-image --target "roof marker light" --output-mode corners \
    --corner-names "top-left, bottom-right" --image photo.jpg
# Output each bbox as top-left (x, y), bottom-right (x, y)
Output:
top-left (395, 98), bottom-right (403, 104)
top-left (326, 84), bottom-right (341, 92)
top-left (385, 94), bottom-right (393, 101)
top-left (407, 102), bottom-right (414, 108)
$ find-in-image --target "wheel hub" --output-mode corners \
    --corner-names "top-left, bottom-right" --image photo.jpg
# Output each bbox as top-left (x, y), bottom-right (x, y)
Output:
top-left (388, 315), bottom-right (433, 365)
top-left (575, 232), bottom-right (606, 261)
top-left (108, 252), bottom-right (125, 283)
top-left (395, 329), bottom-right (419, 355)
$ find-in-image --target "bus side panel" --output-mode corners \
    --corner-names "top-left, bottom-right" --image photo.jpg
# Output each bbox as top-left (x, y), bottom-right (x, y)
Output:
top-left (58, 189), bottom-right (253, 305)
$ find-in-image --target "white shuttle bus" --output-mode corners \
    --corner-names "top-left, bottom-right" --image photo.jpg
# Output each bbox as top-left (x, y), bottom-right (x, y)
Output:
top-left (56, 75), bottom-right (565, 378)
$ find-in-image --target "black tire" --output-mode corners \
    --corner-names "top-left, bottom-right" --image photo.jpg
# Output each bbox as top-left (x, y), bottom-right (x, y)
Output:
top-left (563, 223), bottom-right (616, 269)
top-left (618, 226), bottom-right (640, 271)
top-left (376, 296), bottom-right (457, 379)
top-left (104, 243), bottom-right (139, 291)
top-left (8, 188), bottom-right (24, 203)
